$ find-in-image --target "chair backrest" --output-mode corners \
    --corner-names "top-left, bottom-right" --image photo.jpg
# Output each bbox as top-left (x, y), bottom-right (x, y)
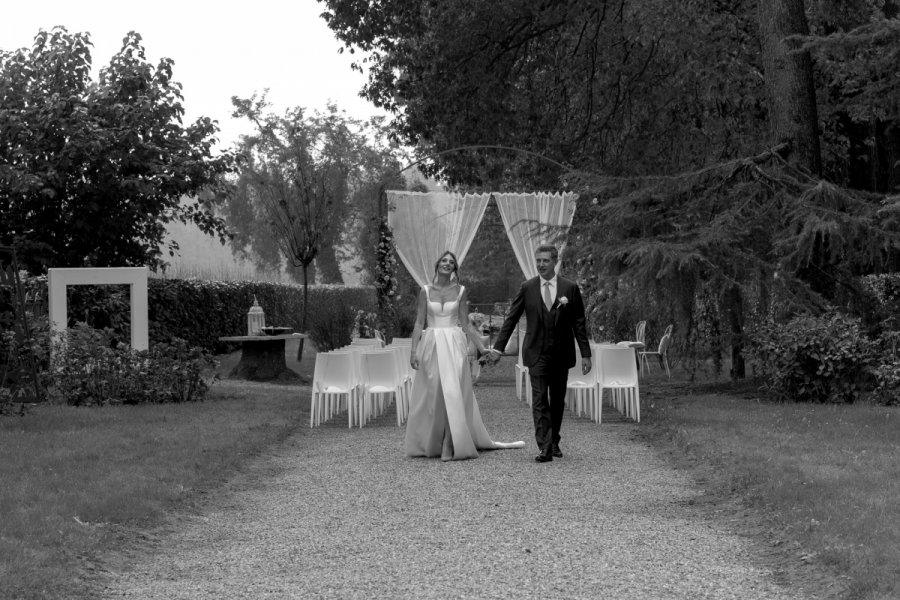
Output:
top-left (591, 344), bottom-right (618, 379)
top-left (635, 321), bottom-right (647, 344)
top-left (361, 350), bottom-right (400, 388)
top-left (567, 358), bottom-right (597, 385)
top-left (658, 333), bottom-right (672, 354)
top-left (333, 349), bottom-right (363, 381)
top-left (312, 352), bottom-right (328, 388)
top-left (599, 347), bottom-right (638, 386)
top-left (568, 340), bottom-right (599, 384)
top-left (319, 351), bottom-right (356, 390)
top-left (387, 345), bottom-right (411, 379)
top-left (351, 338), bottom-right (383, 348)
top-left (390, 338), bottom-right (412, 346)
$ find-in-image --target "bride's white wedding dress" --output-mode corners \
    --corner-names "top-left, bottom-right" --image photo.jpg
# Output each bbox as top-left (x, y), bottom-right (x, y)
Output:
top-left (404, 285), bottom-right (525, 461)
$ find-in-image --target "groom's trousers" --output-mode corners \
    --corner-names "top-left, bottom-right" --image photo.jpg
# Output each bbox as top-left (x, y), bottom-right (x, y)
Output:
top-left (528, 356), bottom-right (568, 452)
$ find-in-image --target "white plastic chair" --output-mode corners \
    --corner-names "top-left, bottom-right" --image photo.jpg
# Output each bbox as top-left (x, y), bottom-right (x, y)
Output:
top-left (587, 344), bottom-right (619, 422)
top-left (386, 345), bottom-right (412, 424)
top-left (597, 346), bottom-right (641, 422)
top-left (360, 350), bottom-right (406, 427)
top-left (310, 352), bottom-right (360, 428)
top-left (565, 349), bottom-right (599, 421)
top-left (618, 320), bottom-right (646, 354)
top-left (336, 347), bottom-right (368, 424)
top-left (639, 325), bottom-right (672, 378)
top-left (515, 338), bottom-right (532, 405)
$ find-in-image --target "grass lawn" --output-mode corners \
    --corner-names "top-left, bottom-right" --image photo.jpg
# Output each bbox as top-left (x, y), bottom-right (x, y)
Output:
top-left (2, 344), bottom-right (898, 599)
top-left (638, 369), bottom-right (900, 600)
top-left (0, 341), bottom-right (313, 600)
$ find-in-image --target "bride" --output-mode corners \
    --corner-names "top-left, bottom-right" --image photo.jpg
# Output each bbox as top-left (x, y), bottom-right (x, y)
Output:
top-left (405, 251), bottom-right (525, 461)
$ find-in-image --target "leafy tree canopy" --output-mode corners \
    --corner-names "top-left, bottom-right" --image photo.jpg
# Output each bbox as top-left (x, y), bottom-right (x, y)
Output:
top-left (0, 27), bottom-right (236, 273)
top-left (321, 0), bottom-right (767, 187)
top-left (320, 0), bottom-right (900, 378)
top-left (224, 95), bottom-right (405, 325)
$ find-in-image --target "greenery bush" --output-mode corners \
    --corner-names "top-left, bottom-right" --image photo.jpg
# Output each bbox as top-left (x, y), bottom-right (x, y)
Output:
top-left (47, 323), bottom-right (216, 406)
top-left (19, 277), bottom-right (377, 353)
top-left (306, 297), bottom-right (358, 351)
top-left (1, 280), bottom-right (50, 411)
top-left (749, 312), bottom-right (874, 403)
top-left (870, 330), bottom-right (900, 406)
top-left (859, 273), bottom-right (900, 332)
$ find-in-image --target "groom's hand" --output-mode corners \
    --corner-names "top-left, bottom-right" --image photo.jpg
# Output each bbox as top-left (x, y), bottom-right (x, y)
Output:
top-left (487, 348), bottom-right (502, 364)
top-left (582, 357), bottom-right (592, 375)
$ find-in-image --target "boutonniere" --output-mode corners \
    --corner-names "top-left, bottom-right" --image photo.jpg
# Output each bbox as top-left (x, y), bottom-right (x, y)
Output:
top-left (557, 296), bottom-right (569, 307)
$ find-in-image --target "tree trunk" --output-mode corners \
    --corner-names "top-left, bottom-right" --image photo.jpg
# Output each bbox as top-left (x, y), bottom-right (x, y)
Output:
top-left (818, 0), bottom-right (900, 193)
top-left (724, 284), bottom-right (746, 380)
top-left (758, 0), bottom-right (822, 174)
top-left (297, 262), bottom-right (310, 361)
top-left (229, 338), bottom-right (300, 382)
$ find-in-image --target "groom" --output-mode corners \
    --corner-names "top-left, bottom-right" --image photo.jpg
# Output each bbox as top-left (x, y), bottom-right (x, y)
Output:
top-left (489, 245), bottom-right (591, 463)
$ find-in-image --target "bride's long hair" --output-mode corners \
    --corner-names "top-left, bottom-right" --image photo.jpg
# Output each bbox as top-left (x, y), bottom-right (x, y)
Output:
top-left (432, 250), bottom-right (460, 284)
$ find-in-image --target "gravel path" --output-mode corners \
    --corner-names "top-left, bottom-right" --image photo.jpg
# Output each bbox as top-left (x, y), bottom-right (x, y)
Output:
top-left (98, 383), bottom-right (821, 599)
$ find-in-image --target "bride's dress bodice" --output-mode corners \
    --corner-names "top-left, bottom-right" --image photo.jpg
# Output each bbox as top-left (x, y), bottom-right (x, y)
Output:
top-left (426, 286), bottom-right (461, 329)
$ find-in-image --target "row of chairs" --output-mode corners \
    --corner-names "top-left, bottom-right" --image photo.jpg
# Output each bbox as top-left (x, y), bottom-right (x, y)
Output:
top-left (310, 338), bottom-right (413, 428)
top-left (514, 342), bottom-right (642, 423)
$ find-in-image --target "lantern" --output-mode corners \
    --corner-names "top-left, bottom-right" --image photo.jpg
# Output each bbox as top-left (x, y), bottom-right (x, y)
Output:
top-left (247, 296), bottom-right (265, 335)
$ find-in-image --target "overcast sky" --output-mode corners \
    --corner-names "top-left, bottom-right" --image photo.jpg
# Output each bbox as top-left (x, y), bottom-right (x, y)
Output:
top-left (1, 0), bottom-right (388, 150)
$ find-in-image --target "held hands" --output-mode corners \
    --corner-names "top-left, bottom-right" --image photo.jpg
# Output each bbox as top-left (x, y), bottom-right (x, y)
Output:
top-left (485, 348), bottom-right (502, 365)
top-left (582, 357), bottom-right (592, 375)
top-left (410, 354), bottom-right (419, 370)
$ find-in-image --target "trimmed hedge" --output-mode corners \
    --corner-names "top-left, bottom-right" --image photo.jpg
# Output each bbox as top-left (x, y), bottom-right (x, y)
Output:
top-left (63, 278), bottom-right (376, 353)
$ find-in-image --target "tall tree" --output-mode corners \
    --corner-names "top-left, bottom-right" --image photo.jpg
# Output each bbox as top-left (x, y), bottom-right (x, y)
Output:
top-left (806, 0), bottom-right (900, 191)
top-left (757, 0), bottom-right (823, 173)
top-left (320, 0), bottom-right (900, 378)
top-left (0, 28), bottom-right (234, 273)
top-left (226, 96), bottom-right (404, 327)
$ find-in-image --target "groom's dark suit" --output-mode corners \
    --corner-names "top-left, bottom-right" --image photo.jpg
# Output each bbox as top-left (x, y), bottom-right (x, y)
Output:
top-left (493, 275), bottom-right (591, 455)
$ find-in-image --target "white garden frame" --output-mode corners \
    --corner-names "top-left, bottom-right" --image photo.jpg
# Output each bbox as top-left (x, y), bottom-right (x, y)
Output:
top-left (48, 267), bottom-right (149, 351)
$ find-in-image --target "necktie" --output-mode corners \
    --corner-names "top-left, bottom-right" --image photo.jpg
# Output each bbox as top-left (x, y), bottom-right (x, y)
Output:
top-left (543, 281), bottom-right (553, 310)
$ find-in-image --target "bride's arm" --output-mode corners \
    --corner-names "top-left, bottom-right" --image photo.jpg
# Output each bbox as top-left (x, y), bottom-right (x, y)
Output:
top-left (458, 287), bottom-right (486, 354)
top-left (409, 287), bottom-right (427, 369)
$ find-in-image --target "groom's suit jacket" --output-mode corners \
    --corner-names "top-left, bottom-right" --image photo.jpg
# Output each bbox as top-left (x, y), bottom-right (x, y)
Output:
top-left (493, 275), bottom-right (591, 369)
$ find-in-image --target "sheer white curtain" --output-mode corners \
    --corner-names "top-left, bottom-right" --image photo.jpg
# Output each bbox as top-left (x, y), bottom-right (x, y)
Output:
top-left (386, 191), bottom-right (491, 287)
top-left (494, 192), bottom-right (578, 278)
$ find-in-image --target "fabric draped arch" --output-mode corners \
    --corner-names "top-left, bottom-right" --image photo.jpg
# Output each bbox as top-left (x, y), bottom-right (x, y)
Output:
top-left (493, 192), bottom-right (578, 278)
top-left (385, 190), bottom-right (578, 284)
top-left (386, 191), bottom-right (490, 287)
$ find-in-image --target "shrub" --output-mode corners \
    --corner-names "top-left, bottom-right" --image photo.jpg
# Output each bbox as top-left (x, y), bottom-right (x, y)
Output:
top-left (749, 312), bottom-right (873, 403)
top-left (870, 330), bottom-right (900, 406)
top-left (47, 323), bottom-right (217, 406)
top-left (1, 304), bottom-right (50, 410)
top-left (306, 298), bottom-right (357, 351)
top-left (26, 277), bottom-right (377, 353)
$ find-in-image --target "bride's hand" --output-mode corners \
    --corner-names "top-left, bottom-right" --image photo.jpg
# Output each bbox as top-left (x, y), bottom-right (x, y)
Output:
top-left (410, 356), bottom-right (419, 370)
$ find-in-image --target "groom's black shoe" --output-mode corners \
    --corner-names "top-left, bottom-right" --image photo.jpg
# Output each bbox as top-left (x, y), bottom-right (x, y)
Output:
top-left (535, 451), bottom-right (553, 463)
top-left (552, 444), bottom-right (563, 458)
